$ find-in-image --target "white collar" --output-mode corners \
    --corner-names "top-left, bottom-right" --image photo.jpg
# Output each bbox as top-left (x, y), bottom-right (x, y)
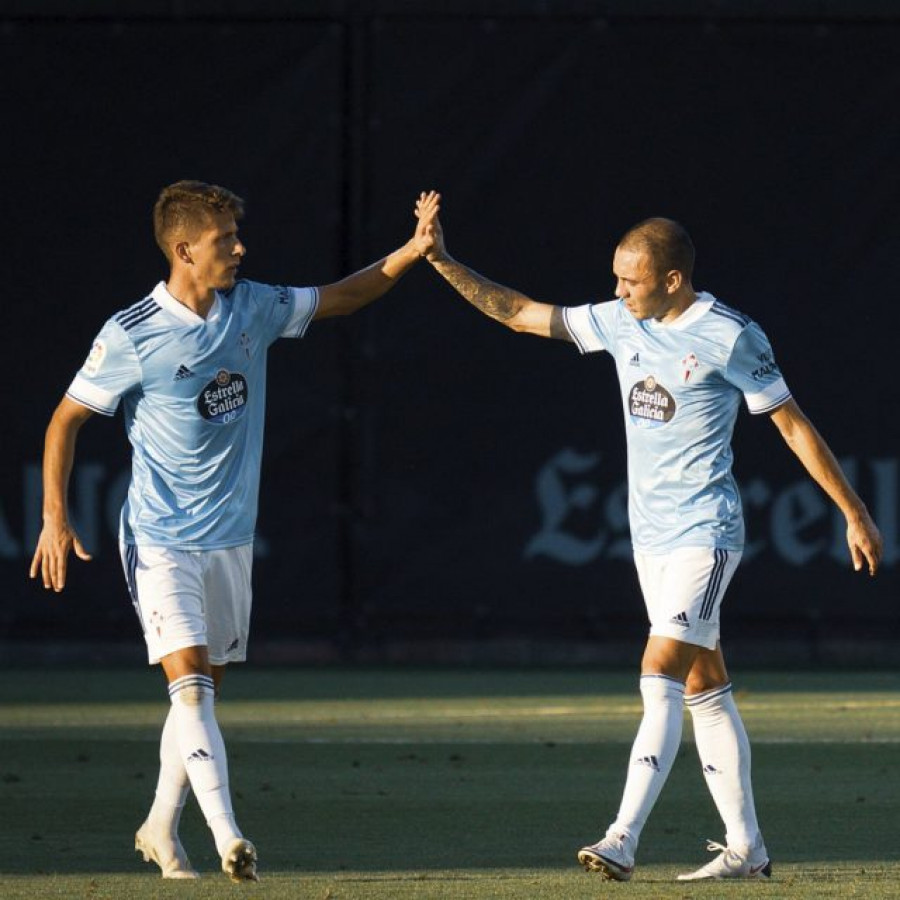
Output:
top-left (151, 281), bottom-right (221, 325)
top-left (655, 291), bottom-right (715, 331)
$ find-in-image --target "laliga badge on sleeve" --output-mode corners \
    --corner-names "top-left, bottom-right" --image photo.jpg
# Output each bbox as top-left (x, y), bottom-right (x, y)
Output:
top-left (83, 339), bottom-right (107, 377)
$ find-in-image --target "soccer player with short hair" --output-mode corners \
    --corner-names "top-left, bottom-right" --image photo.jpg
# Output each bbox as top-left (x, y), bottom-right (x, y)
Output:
top-left (416, 200), bottom-right (882, 881)
top-left (30, 181), bottom-right (440, 881)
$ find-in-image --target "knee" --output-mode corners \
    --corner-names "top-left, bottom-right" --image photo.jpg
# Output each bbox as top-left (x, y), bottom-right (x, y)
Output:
top-left (175, 684), bottom-right (207, 706)
top-left (641, 637), bottom-right (698, 681)
top-left (168, 673), bottom-right (215, 708)
top-left (685, 646), bottom-right (729, 696)
top-left (686, 674), bottom-right (728, 696)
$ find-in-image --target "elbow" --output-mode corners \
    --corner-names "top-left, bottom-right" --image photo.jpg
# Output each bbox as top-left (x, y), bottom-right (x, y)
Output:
top-left (504, 308), bottom-right (535, 333)
top-left (779, 429), bottom-right (800, 454)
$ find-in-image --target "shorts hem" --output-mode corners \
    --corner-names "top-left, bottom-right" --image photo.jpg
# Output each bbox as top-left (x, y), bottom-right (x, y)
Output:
top-left (648, 626), bottom-right (719, 651)
top-left (146, 637), bottom-right (208, 666)
top-left (208, 654), bottom-right (247, 666)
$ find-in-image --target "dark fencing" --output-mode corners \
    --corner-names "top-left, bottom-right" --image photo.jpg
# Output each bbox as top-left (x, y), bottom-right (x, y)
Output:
top-left (2, 5), bottom-right (898, 661)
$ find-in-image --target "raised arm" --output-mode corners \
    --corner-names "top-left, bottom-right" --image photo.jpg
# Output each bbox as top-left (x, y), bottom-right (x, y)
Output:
top-left (769, 397), bottom-right (882, 575)
top-left (314, 190), bottom-right (441, 319)
top-left (29, 396), bottom-right (95, 591)
top-left (416, 196), bottom-right (572, 341)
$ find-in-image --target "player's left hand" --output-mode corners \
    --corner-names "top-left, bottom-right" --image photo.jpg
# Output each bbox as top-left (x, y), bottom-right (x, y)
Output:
top-left (414, 190), bottom-right (444, 261)
top-left (847, 508), bottom-right (882, 576)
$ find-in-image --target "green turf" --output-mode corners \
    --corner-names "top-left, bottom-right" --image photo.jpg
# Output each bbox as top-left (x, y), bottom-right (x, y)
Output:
top-left (1, 668), bottom-right (899, 898)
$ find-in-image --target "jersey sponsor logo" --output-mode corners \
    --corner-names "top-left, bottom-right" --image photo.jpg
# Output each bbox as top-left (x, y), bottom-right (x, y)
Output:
top-left (628, 376), bottom-right (676, 427)
top-left (82, 339), bottom-right (107, 377)
top-left (197, 369), bottom-right (249, 425)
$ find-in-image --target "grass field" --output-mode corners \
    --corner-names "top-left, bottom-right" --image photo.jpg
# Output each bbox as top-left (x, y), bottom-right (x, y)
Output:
top-left (2, 667), bottom-right (899, 899)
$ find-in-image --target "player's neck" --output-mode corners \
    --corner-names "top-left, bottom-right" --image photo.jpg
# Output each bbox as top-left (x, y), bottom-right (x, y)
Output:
top-left (658, 287), bottom-right (696, 324)
top-left (165, 273), bottom-right (216, 319)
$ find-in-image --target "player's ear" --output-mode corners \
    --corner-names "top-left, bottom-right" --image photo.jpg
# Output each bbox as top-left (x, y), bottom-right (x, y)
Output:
top-left (665, 269), bottom-right (683, 293)
top-left (175, 241), bottom-right (193, 265)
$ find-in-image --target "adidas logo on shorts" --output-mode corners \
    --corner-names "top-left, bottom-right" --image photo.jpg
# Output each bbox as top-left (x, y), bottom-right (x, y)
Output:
top-left (635, 754), bottom-right (660, 771)
top-left (670, 611), bottom-right (690, 627)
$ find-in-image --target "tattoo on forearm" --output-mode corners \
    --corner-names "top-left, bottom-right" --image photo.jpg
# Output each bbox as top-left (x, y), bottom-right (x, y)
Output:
top-left (434, 259), bottom-right (522, 322)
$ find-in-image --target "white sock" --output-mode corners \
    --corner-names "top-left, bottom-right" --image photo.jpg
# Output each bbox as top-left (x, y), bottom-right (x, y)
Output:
top-left (146, 706), bottom-right (190, 836)
top-left (686, 682), bottom-right (760, 850)
top-left (168, 674), bottom-right (242, 856)
top-left (610, 675), bottom-right (685, 847)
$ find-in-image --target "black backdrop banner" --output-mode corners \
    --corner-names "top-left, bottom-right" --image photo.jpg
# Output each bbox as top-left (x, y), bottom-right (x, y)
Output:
top-left (1, 12), bottom-right (897, 655)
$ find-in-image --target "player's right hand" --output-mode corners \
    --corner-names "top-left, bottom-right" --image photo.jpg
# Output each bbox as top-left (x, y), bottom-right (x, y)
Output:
top-left (847, 508), bottom-right (882, 577)
top-left (29, 522), bottom-right (93, 592)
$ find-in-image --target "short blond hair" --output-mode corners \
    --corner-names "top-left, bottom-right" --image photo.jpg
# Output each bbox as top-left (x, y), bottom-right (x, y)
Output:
top-left (153, 180), bottom-right (244, 262)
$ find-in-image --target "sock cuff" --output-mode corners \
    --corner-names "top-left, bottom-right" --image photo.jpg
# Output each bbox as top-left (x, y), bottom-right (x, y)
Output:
top-left (684, 681), bottom-right (733, 708)
top-left (640, 674), bottom-right (686, 700)
top-left (168, 674), bottom-right (215, 701)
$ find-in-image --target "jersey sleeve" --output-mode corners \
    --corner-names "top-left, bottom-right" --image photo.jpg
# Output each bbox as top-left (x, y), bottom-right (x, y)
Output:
top-left (241, 280), bottom-right (319, 343)
top-left (724, 321), bottom-right (792, 414)
top-left (281, 286), bottom-right (319, 339)
top-left (562, 300), bottom-right (618, 354)
top-left (66, 319), bottom-right (141, 416)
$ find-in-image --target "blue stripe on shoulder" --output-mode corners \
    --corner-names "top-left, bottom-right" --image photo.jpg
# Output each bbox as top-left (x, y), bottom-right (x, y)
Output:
top-left (709, 301), bottom-right (750, 327)
top-left (117, 302), bottom-right (161, 331)
top-left (114, 296), bottom-right (154, 325)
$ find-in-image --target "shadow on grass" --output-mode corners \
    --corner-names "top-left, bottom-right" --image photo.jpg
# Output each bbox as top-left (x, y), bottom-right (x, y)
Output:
top-left (2, 736), bottom-right (899, 875)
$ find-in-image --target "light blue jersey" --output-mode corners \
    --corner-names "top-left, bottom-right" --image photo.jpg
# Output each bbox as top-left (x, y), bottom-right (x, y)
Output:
top-left (564, 292), bottom-right (791, 553)
top-left (67, 280), bottom-right (319, 549)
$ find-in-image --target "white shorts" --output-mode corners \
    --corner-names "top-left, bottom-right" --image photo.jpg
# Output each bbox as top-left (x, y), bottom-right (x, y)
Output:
top-left (634, 546), bottom-right (742, 650)
top-left (120, 542), bottom-right (253, 665)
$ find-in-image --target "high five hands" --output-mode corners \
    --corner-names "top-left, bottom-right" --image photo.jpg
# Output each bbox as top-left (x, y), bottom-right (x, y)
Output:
top-left (414, 191), bottom-right (445, 262)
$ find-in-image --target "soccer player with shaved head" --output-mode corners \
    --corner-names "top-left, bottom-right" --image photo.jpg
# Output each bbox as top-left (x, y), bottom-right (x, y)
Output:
top-left (416, 198), bottom-right (882, 882)
top-left (31, 180), bottom-right (440, 881)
